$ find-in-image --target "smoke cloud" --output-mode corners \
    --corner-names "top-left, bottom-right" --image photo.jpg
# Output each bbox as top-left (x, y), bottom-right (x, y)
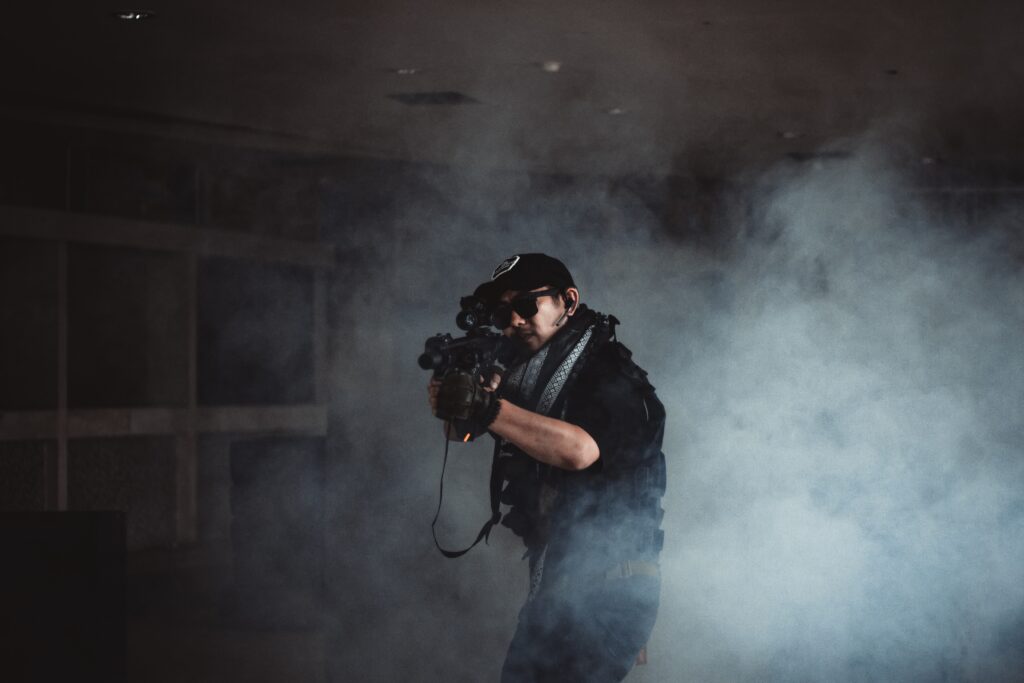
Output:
top-left (322, 140), bottom-right (1023, 681)
top-left (649, 149), bottom-right (1024, 682)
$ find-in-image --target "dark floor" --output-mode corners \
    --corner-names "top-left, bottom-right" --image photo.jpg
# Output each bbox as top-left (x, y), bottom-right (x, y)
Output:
top-left (126, 544), bottom-right (328, 683)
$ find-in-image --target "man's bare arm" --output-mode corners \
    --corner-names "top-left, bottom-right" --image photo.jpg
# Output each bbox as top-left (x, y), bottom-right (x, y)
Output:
top-left (429, 375), bottom-right (598, 465)
top-left (489, 399), bottom-right (599, 471)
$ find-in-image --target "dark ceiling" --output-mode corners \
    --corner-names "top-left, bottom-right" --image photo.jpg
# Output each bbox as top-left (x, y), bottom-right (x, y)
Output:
top-left (2, 0), bottom-right (1022, 175)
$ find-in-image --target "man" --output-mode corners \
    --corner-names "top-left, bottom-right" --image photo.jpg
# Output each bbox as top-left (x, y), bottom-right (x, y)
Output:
top-left (428, 253), bottom-right (666, 682)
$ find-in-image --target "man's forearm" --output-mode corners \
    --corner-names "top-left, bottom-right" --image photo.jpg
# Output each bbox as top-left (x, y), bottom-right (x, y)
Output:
top-left (489, 399), bottom-right (599, 470)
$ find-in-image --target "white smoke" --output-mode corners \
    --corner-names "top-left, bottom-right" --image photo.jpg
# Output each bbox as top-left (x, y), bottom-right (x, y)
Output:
top-left (324, 144), bottom-right (1024, 682)
top-left (646, 149), bottom-right (1024, 682)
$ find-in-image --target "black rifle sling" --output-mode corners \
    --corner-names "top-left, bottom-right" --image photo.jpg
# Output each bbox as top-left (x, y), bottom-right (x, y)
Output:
top-left (431, 436), bottom-right (503, 558)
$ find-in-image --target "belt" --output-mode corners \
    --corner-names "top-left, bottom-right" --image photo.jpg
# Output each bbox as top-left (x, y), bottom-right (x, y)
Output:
top-left (605, 560), bottom-right (660, 580)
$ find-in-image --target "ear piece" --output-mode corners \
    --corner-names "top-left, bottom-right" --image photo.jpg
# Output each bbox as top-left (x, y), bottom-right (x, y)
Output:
top-left (564, 292), bottom-right (577, 314)
top-left (554, 290), bottom-right (578, 327)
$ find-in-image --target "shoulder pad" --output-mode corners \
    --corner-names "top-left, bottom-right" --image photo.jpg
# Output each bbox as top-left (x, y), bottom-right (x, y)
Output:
top-left (604, 341), bottom-right (650, 385)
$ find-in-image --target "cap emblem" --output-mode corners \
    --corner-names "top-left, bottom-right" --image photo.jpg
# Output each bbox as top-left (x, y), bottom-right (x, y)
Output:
top-left (491, 255), bottom-right (520, 280)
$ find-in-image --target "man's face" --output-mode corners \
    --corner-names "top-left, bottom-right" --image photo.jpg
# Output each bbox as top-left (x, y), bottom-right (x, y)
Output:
top-left (498, 285), bottom-right (578, 353)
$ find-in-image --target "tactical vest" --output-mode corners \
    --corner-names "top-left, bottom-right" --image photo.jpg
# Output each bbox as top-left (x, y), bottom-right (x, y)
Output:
top-left (496, 314), bottom-right (667, 577)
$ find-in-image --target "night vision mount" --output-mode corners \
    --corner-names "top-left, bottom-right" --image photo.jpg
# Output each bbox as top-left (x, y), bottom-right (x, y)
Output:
top-left (418, 295), bottom-right (525, 380)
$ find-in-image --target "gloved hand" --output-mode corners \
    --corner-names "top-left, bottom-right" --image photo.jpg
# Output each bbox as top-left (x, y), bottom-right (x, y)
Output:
top-left (435, 371), bottom-right (502, 440)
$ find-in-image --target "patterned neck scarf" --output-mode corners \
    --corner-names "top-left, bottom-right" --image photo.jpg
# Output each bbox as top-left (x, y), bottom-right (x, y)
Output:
top-left (501, 305), bottom-right (596, 417)
top-left (497, 307), bottom-right (599, 602)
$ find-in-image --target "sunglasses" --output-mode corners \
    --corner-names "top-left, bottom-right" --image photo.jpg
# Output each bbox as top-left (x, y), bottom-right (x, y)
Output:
top-left (491, 288), bottom-right (561, 329)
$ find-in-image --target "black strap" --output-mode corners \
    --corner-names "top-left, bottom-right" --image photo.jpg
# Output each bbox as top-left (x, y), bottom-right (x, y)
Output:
top-left (431, 435), bottom-right (503, 558)
top-left (431, 311), bottom-right (614, 559)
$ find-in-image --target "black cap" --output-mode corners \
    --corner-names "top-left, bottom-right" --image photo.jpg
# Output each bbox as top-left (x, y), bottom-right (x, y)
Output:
top-left (473, 253), bottom-right (576, 305)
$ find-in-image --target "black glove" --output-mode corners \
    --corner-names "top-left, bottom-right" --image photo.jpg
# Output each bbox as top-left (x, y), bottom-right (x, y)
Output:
top-left (436, 371), bottom-right (502, 441)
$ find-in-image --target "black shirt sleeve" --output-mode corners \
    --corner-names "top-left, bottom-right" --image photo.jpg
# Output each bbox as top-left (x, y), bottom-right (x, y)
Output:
top-left (564, 347), bottom-right (662, 473)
